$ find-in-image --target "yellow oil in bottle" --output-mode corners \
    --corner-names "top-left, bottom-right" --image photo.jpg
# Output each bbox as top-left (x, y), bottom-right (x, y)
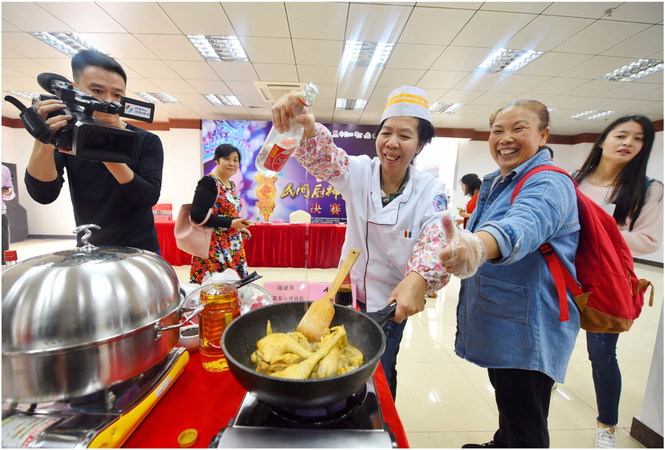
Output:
top-left (199, 282), bottom-right (240, 372)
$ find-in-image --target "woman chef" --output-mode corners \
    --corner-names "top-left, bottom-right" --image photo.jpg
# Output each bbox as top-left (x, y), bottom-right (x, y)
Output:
top-left (271, 86), bottom-right (451, 399)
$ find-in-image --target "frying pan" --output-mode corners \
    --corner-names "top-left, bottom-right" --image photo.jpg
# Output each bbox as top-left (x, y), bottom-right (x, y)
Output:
top-left (221, 302), bottom-right (387, 409)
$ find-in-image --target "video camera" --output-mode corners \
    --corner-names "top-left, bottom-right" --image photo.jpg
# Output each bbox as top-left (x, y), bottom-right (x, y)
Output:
top-left (4, 73), bottom-right (155, 164)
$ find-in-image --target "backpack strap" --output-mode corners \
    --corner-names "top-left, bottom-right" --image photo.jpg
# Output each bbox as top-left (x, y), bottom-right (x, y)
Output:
top-left (511, 165), bottom-right (581, 322)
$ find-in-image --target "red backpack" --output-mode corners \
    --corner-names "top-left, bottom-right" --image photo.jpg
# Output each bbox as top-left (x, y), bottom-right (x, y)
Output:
top-left (511, 165), bottom-right (654, 333)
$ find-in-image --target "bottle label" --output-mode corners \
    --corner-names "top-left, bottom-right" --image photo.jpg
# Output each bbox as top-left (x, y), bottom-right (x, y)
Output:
top-left (263, 142), bottom-right (296, 172)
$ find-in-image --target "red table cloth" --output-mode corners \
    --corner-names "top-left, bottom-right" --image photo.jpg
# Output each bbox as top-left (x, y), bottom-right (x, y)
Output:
top-left (244, 223), bottom-right (347, 268)
top-left (124, 350), bottom-right (409, 448)
top-left (154, 218), bottom-right (193, 266)
top-left (154, 221), bottom-right (347, 269)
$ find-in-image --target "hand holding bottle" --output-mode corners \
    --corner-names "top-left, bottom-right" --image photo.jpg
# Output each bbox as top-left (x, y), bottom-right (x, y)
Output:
top-left (438, 211), bottom-right (488, 279)
top-left (256, 82), bottom-right (319, 175)
top-left (270, 92), bottom-right (316, 137)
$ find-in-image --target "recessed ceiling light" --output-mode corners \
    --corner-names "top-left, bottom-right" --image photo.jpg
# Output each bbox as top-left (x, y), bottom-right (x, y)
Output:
top-left (187, 35), bottom-right (248, 62)
top-left (477, 48), bottom-right (543, 73)
top-left (204, 94), bottom-right (241, 106)
top-left (341, 41), bottom-right (394, 66)
top-left (335, 98), bottom-right (367, 110)
top-left (137, 92), bottom-right (179, 104)
top-left (599, 59), bottom-right (664, 82)
top-left (570, 110), bottom-right (616, 120)
top-left (30, 32), bottom-right (103, 57)
top-left (430, 102), bottom-right (464, 114)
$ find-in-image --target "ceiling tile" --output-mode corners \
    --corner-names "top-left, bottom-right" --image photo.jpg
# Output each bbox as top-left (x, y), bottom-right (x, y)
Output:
top-left (165, 60), bottom-right (219, 80)
top-left (542, 2), bottom-right (622, 19)
top-left (285, 3), bottom-right (348, 40)
top-left (386, 43), bottom-right (445, 70)
top-left (209, 61), bottom-right (259, 82)
top-left (605, 2), bottom-right (663, 24)
top-left (292, 39), bottom-right (343, 66)
top-left (296, 65), bottom-right (339, 86)
top-left (134, 34), bottom-right (202, 61)
top-left (558, 55), bottom-right (636, 79)
top-left (187, 79), bottom-right (231, 95)
top-left (37, 2), bottom-right (125, 33)
top-left (506, 15), bottom-right (593, 52)
top-left (600, 25), bottom-right (664, 58)
top-left (345, 3), bottom-right (412, 42)
top-left (430, 46), bottom-right (492, 72)
top-left (553, 20), bottom-right (650, 55)
top-left (3, 2), bottom-right (72, 32)
top-left (252, 63), bottom-right (299, 82)
top-left (158, 2), bottom-right (233, 35)
top-left (222, 3), bottom-right (290, 38)
top-left (241, 37), bottom-right (295, 65)
top-left (120, 58), bottom-right (180, 79)
top-left (377, 68), bottom-right (427, 87)
top-left (78, 33), bottom-right (156, 60)
top-left (98, 2), bottom-right (181, 34)
top-left (398, 6), bottom-right (475, 45)
top-left (451, 10), bottom-right (536, 47)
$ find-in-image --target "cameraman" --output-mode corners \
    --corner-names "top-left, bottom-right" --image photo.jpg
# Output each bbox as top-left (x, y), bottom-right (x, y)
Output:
top-left (25, 49), bottom-right (163, 252)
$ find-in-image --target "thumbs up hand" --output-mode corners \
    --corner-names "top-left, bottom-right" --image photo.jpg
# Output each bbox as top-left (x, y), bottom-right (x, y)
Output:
top-left (439, 211), bottom-right (488, 279)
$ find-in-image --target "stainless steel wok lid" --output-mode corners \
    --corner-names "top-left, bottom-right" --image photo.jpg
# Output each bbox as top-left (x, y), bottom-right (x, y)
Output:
top-left (2, 240), bottom-right (180, 353)
top-left (1, 225), bottom-right (184, 403)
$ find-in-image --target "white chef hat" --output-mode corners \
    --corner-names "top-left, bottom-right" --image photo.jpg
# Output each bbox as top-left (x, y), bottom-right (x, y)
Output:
top-left (380, 85), bottom-right (431, 124)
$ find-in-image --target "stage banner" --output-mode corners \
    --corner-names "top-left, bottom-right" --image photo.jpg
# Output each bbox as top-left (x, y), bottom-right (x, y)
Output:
top-left (201, 120), bottom-right (376, 224)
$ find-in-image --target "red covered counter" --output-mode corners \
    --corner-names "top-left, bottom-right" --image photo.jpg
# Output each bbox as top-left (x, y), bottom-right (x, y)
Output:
top-left (154, 217), bottom-right (193, 266)
top-left (155, 221), bottom-right (347, 269)
top-left (241, 223), bottom-right (347, 269)
top-left (124, 350), bottom-right (409, 448)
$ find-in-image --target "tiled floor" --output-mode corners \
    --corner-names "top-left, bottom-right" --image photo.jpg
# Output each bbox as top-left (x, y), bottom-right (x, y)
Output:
top-left (8, 239), bottom-right (661, 448)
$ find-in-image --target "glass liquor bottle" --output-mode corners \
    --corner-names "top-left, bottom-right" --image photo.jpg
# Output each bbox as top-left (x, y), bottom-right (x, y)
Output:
top-left (255, 82), bottom-right (319, 176)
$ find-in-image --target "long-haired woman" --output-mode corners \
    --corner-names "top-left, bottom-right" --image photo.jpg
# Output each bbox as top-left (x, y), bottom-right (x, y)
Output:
top-left (574, 115), bottom-right (663, 448)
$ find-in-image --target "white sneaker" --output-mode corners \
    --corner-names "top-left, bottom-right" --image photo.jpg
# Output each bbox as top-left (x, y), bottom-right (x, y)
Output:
top-left (595, 427), bottom-right (618, 448)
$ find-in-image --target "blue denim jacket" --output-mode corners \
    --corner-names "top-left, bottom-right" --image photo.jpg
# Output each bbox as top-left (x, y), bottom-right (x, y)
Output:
top-left (456, 149), bottom-right (580, 382)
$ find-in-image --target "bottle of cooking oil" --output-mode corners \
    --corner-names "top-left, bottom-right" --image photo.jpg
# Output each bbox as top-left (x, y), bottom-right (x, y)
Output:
top-left (255, 81), bottom-right (319, 176)
top-left (199, 273), bottom-right (241, 372)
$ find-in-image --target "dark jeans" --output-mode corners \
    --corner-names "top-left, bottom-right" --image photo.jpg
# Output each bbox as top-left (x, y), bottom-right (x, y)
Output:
top-left (488, 368), bottom-right (555, 448)
top-left (381, 318), bottom-right (407, 400)
top-left (2, 213), bottom-right (9, 264)
top-left (586, 331), bottom-right (621, 426)
top-left (357, 301), bottom-right (407, 400)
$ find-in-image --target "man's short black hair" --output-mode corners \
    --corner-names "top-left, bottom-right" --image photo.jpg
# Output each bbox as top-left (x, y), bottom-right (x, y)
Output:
top-left (71, 49), bottom-right (127, 85)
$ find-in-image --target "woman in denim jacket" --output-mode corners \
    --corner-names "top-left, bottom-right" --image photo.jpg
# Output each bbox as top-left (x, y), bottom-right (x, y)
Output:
top-left (439, 100), bottom-right (581, 448)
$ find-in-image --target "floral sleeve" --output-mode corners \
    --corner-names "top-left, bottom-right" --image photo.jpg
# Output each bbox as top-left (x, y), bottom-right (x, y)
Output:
top-left (407, 221), bottom-right (450, 294)
top-left (294, 123), bottom-right (349, 181)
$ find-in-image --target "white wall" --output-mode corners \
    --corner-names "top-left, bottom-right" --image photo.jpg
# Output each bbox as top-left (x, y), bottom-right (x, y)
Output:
top-left (2, 125), bottom-right (662, 263)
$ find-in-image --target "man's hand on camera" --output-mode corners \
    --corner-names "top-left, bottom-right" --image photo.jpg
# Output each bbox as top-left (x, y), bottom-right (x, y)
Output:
top-left (33, 99), bottom-right (71, 143)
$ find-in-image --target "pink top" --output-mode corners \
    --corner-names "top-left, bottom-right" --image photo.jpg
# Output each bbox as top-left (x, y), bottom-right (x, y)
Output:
top-left (578, 179), bottom-right (663, 256)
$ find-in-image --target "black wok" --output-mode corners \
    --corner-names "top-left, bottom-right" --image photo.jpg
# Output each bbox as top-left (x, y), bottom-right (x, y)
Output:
top-left (221, 301), bottom-right (386, 409)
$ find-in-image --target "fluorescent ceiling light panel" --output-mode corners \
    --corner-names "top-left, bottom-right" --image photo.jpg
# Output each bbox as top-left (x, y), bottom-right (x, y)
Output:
top-left (335, 98), bottom-right (367, 110)
top-left (570, 110), bottom-right (615, 120)
top-left (342, 41), bottom-right (394, 66)
top-left (430, 102), bottom-right (464, 114)
top-left (137, 92), bottom-right (179, 104)
top-left (478, 48), bottom-right (543, 73)
top-left (30, 32), bottom-right (102, 57)
top-left (599, 59), bottom-right (664, 82)
top-left (188, 35), bottom-right (248, 62)
top-left (204, 94), bottom-right (241, 106)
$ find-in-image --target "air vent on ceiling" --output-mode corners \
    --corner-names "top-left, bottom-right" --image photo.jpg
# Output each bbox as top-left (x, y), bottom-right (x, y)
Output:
top-left (253, 81), bottom-right (305, 103)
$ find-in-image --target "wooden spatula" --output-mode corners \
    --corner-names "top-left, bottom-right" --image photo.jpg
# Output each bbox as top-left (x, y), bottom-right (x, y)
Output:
top-left (296, 248), bottom-right (360, 341)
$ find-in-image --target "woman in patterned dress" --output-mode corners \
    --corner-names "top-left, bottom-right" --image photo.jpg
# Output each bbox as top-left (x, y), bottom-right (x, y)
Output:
top-left (189, 144), bottom-right (252, 284)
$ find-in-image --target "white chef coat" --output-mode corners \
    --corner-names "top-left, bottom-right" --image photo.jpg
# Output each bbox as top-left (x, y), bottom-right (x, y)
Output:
top-left (330, 155), bottom-right (448, 312)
